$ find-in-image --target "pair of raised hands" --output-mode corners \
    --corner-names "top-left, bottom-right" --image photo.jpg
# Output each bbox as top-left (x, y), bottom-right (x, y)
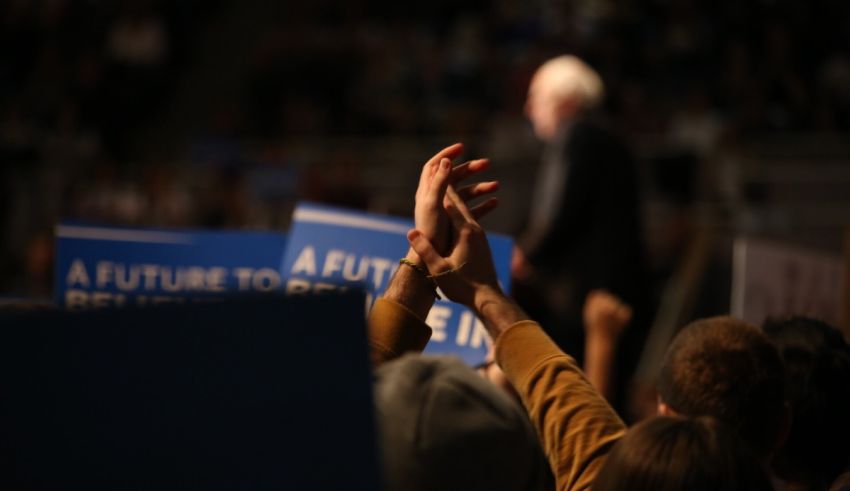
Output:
top-left (407, 143), bottom-right (503, 308)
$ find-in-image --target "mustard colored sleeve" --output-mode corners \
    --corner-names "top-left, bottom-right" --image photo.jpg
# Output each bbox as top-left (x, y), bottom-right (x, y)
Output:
top-left (367, 297), bottom-right (432, 366)
top-left (495, 321), bottom-right (627, 491)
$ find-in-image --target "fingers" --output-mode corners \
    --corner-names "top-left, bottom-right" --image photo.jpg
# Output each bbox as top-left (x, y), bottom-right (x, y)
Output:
top-left (420, 143), bottom-right (464, 188)
top-left (407, 229), bottom-right (452, 274)
top-left (444, 189), bottom-right (469, 230)
top-left (445, 186), bottom-right (476, 222)
top-left (431, 158), bottom-right (452, 203)
top-left (455, 180), bottom-right (499, 202)
top-left (450, 158), bottom-right (490, 184)
top-left (450, 179), bottom-right (499, 220)
top-left (426, 143), bottom-right (464, 169)
top-left (469, 197), bottom-right (499, 219)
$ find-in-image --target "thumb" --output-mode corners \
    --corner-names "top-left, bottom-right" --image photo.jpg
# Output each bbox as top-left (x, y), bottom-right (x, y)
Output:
top-left (407, 229), bottom-right (451, 274)
top-left (435, 158), bottom-right (452, 191)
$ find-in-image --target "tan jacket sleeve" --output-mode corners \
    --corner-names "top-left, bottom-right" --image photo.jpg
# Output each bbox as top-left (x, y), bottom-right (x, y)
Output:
top-left (366, 297), bottom-right (432, 366)
top-left (496, 321), bottom-right (627, 491)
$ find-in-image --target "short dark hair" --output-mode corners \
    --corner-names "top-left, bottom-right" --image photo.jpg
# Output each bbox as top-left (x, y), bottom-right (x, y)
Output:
top-left (762, 316), bottom-right (850, 488)
top-left (593, 416), bottom-right (772, 491)
top-left (657, 316), bottom-right (786, 459)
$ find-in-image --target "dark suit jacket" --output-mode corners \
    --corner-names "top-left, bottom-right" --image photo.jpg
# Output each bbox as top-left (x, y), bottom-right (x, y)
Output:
top-left (525, 117), bottom-right (645, 310)
top-left (519, 116), bottom-right (650, 415)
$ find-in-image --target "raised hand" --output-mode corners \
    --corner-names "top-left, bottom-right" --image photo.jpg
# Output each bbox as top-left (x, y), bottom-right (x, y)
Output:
top-left (386, 144), bottom-right (499, 321)
top-left (582, 289), bottom-right (632, 400)
top-left (407, 186), bottom-right (501, 308)
top-left (583, 290), bottom-right (632, 339)
top-left (414, 143), bottom-right (498, 256)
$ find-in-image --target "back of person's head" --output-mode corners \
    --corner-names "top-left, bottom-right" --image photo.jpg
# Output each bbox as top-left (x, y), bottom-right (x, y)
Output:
top-left (762, 316), bottom-right (850, 489)
top-left (657, 316), bottom-right (786, 459)
top-left (373, 354), bottom-right (552, 491)
top-left (593, 416), bottom-right (772, 491)
top-left (534, 55), bottom-right (605, 110)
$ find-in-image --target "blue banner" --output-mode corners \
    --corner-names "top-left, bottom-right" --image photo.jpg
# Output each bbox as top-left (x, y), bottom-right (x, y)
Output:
top-left (281, 202), bottom-right (514, 365)
top-left (54, 223), bottom-right (288, 309)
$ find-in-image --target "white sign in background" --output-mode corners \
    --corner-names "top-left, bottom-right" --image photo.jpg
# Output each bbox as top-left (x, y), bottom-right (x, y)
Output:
top-left (731, 238), bottom-right (845, 326)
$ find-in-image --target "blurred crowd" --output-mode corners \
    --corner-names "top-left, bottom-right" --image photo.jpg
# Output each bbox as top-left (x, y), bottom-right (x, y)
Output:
top-left (2, 0), bottom-right (850, 297)
top-left (2, 2), bottom-right (850, 487)
top-left (1, 0), bottom-right (212, 295)
top-left (244, 0), bottom-right (850, 138)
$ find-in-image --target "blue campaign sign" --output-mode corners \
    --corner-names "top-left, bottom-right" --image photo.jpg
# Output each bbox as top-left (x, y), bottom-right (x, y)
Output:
top-left (281, 202), bottom-right (514, 365)
top-left (54, 223), bottom-right (288, 309)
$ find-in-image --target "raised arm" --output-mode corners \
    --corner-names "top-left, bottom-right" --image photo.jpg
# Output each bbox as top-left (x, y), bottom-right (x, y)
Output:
top-left (582, 290), bottom-right (633, 401)
top-left (406, 188), bottom-right (627, 491)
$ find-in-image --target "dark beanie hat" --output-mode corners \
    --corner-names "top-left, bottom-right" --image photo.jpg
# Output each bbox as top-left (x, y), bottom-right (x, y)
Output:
top-left (373, 354), bottom-right (553, 491)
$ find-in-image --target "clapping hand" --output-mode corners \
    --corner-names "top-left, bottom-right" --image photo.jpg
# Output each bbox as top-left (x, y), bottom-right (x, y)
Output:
top-left (408, 186), bottom-right (501, 308)
top-left (413, 143), bottom-right (498, 256)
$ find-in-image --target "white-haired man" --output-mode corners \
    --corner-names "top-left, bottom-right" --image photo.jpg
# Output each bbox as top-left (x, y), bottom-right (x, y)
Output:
top-left (512, 55), bottom-right (649, 414)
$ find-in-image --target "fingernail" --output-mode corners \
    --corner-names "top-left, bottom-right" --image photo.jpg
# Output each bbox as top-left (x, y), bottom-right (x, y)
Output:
top-left (441, 158), bottom-right (450, 169)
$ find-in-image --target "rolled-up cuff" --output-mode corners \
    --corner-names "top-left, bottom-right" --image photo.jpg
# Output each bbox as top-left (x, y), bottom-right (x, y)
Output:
top-left (368, 297), bottom-right (432, 366)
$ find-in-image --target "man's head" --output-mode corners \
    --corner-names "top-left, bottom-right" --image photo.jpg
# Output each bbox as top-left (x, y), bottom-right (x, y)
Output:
top-left (762, 316), bottom-right (850, 489)
top-left (373, 354), bottom-right (552, 491)
top-left (525, 55), bottom-right (604, 140)
top-left (656, 316), bottom-right (787, 460)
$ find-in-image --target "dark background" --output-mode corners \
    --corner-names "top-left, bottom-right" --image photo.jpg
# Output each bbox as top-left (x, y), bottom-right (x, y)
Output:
top-left (2, 0), bottom-right (849, 322)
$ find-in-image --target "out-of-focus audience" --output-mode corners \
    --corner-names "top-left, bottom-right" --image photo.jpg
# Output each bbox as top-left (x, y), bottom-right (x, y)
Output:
top-left (0, 0), bottom-right (213, 295)
top-left (4, 0), bottom-right (850, 298)
top-left (762, 316), bottom-right (850, 491)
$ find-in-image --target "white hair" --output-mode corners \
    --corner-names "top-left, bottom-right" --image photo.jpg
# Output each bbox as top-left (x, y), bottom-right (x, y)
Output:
top-left (536, 55), bottom-right (605, 109)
